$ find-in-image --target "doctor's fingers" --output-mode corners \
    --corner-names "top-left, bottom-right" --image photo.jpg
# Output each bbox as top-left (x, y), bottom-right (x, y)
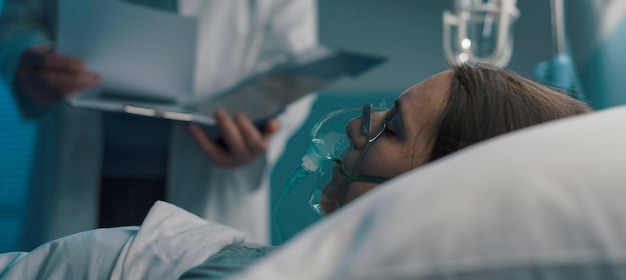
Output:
top-left (187, 111), bottom-right (279, 168)
top-left (262, 118), bottom-right (281, 136)
top-left (189, 110), bottom-right (259, 168)
top-left (215, 110), bottom-right (256, 160)
top-left (187, 123), bottom-right (250, 168)
top-left (21, 47), bottom-right (86, 72)
top-left (234, 113), bottom-right (280, 155)
top-left (15, 68), bottom-right (99, 104)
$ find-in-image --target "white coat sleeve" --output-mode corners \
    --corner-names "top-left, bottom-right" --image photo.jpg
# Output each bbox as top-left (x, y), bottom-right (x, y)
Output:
top-left (256, 0), bottom-right (318, 64)
top-left (234, 0), bottom-right (319, 190)
top-left (256, 0), bottom-right (319, 184)
top-left (0, 0), bottom-right (54, 119)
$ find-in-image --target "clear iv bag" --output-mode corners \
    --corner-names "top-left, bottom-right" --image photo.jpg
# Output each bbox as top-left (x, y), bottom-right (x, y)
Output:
top-left (443, 0), bottom-right (519, 67)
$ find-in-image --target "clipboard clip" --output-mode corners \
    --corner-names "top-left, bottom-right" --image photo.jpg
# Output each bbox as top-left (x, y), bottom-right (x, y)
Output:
top-left (123, 105), bottom-right (194, 121)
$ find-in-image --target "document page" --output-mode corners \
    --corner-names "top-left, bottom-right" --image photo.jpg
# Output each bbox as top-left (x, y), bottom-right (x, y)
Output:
top-left (57, 0), bottom-right (198, 101)
top-left (66, 45), bottom-right (386, 127)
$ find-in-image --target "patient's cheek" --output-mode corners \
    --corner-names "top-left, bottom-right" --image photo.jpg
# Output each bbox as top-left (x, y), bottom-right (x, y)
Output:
top-left (320, 182), bottom-right (369, 215)
top-left (320, 200), bottom-right (336, 215)
top-left (320, 181), bottom-right (342, 214)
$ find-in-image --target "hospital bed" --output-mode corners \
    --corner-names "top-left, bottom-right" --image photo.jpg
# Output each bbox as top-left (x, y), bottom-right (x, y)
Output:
top-left (3, 105), bottom-right (626, 279)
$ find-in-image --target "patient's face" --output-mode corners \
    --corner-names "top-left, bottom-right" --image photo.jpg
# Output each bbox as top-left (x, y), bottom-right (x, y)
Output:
top-left (321, 71), bottom-right (452, 214)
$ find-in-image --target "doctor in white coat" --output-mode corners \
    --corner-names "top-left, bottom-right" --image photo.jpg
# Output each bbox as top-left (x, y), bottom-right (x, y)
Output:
top-left (0, 0), bottom-right (317, 249)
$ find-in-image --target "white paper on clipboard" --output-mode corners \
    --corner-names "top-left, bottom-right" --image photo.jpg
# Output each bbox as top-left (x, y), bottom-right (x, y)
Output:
top-left (57, 0), bottom-right (197, 102)
top-left (66, 46), bottom-right (387, 127)
top-left (56, 1), bottom-right (387, 127)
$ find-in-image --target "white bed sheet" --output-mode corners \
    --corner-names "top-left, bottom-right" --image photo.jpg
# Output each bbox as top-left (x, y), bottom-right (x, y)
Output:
top-left (0, 201), bottom-right (244, 279)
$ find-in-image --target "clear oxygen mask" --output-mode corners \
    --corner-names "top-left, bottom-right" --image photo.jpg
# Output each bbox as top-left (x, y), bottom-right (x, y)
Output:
top-left (274, 101), bottom-right (393, 243)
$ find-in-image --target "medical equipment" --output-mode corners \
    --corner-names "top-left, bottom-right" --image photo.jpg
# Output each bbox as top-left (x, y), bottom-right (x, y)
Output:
top-left (533, 0), bottom-right (587, 101)
top-left (443, 0), bottom-right (519, 67)
top-left (275, 102), bottom-right (391, 241)
top-left (307, 105), bottom-right (391, 216)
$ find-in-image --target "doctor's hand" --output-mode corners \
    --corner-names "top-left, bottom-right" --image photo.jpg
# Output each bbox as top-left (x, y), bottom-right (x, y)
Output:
top-left (14, 47), bottom-right (100, 105)
top-left (187, 109), bottom-right (280, 168)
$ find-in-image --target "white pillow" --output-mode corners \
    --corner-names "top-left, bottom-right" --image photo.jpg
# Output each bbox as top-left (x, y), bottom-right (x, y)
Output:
top-left (235, 106), bottom-right (626, 280)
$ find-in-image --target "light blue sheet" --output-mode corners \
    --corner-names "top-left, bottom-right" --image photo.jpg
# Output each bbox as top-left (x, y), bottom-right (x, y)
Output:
top-left (0, 201), bottom-right (244, 279)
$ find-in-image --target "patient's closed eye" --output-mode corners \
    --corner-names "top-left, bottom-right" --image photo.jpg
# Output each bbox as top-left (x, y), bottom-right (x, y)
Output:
top-left (385, 109), bottom-right (402, 136)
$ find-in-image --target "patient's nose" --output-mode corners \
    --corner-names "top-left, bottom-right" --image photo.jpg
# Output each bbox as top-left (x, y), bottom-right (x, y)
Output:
top-left (346, 117), bottom-right (367, 150)
top-left (346, 112), bottom-right (386, 150)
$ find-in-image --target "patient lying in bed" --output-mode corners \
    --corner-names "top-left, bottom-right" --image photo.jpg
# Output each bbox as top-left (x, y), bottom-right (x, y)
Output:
top-left (0, 63), bottom-right (591, 279)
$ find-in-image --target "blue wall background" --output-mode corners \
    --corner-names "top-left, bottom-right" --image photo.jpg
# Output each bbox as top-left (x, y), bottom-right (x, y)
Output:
top-left (0, 81), bottom-right (36, 253)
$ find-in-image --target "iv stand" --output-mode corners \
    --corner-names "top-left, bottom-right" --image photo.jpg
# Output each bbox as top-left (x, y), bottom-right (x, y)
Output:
top-left (534, 0), bottom-right (587, 101)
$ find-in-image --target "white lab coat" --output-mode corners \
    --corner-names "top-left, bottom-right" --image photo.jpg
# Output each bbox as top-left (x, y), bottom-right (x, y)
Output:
top-left (0, 0), bottom-right (317, 248)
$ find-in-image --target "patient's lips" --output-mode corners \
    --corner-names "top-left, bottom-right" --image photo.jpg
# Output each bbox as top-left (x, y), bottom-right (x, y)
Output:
top-left (320, 151), bottom-right (361, 215)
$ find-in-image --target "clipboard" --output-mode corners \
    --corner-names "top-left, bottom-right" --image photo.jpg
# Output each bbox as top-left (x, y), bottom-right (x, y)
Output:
top-left (66, 46), bottom-right (386, 127)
